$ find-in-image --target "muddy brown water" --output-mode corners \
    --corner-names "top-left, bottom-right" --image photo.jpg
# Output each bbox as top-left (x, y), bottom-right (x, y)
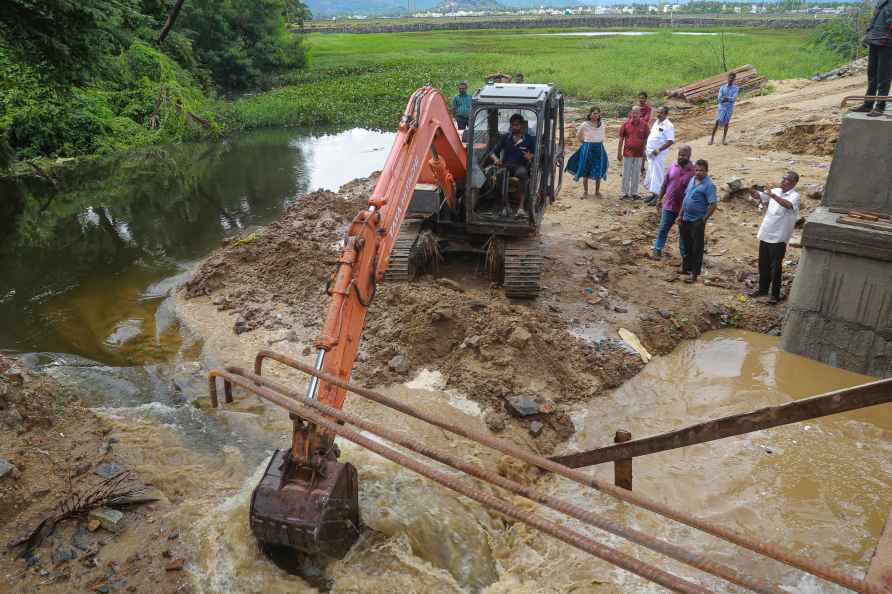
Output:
top-left (179, 330), bottom-right (886, 593)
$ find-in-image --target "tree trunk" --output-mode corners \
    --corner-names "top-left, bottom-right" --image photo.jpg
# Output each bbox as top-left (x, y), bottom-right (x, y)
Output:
top-left (158, 0), bottom-right (186, 44)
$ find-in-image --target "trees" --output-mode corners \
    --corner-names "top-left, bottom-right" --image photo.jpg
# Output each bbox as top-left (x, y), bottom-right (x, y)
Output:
top-left (0, 0), bottom-right (310, 162)
top-left (0, 0), bottom-right (143, 85)
top-left (174, 0), bottom-right (309, 90)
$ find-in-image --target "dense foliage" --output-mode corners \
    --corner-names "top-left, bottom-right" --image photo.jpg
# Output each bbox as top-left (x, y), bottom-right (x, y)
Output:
top-left (808, 1), bottom-right (874, 61)
top-left (0, 0), bottom-right (308, 161)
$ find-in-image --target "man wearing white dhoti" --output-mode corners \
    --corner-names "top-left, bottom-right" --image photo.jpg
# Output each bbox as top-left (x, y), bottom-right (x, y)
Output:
top-left (643, 106), bottom-right (675, 204)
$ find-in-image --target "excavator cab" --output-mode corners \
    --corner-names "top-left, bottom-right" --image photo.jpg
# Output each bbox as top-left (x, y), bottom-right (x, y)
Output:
top-left (465, 83), bottom-right (565, 232)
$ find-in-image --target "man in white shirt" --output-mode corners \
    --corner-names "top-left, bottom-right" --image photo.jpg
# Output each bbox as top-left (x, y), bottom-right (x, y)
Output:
top-left (643, 106), bottom-right (675, 203)
top-left (747, 171), bottom-right (801, 304)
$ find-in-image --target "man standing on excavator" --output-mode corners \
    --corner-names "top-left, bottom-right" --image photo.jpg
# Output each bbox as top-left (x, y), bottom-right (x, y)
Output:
top-left (491, 113), bottom-right (535, 218)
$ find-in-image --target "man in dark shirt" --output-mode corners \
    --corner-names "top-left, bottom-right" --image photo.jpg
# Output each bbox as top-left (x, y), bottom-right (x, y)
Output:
top-left (491, 113), bottom-right (536, 217)
top-left (852, 0), bottom-right (892, 116)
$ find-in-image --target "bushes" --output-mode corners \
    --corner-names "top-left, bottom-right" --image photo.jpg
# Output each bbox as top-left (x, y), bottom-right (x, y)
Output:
top-left (808, 2), bottom-right (874, 61)
top-left (0, 43), bottom-right (218, 159)
top-left (0, 0), bottom-right (309, 162)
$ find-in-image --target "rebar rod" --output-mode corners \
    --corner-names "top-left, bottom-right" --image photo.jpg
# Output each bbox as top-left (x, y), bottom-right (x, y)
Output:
top-left (250, 349), bottom-right (883, 594)
top-left (221, 366), bottom-right (778, 593)
top-left (209, 370), bottom-right (712, 594)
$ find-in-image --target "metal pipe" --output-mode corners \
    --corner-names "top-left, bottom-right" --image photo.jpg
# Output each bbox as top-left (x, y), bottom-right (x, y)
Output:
top-left (306, 350), bottom-right (326, 400)
top-left (250, 349), bottom-right (883, 594)
top-left (221, 366), bottom-right (779, 594)
top-left (209, 370), bottom-right (713, 594)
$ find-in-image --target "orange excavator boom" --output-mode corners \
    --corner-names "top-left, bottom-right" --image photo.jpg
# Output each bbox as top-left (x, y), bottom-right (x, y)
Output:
top-left (299, 86), bottom-right (467, 459)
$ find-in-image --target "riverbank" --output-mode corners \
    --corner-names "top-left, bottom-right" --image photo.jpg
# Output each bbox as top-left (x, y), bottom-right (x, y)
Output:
top-left (2, 26), bottom-right (841, 178)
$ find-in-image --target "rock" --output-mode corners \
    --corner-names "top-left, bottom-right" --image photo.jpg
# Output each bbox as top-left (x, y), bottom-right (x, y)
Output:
top-left (3, 367), bottom-right (24, 386)
top-left (71, 527), bottom-right (90, 551)
top-left (658, 309), bottom-right (672, 319)
top-left (165, 558), bottom-right (185, 572)
top-left (437, 278), bottom-right (464, 293)
top-left (0, 459), bottom-right (17, 479)
top-left (621, 239), bottom-right (633, 247)
top-left (598, 287), bottom-right (609, 299)
top-left (507, 327), bottom-right (532, 349)
top-left (464, 335), bottom-right (481, 349)
top-left (613, 305), bottom-right (628, 314)
top-left (505, 396), bottom-right (539, 418)
top-left (52, 548), bottom-right (75, 565)
top-left (529, 421), bottom-right (544, 438)
top-left (725, 177), bottom-right (744, 192)
top-left (484, 411), bottom-right (507, 433)
top-left (233, 316), bottom-right (249, 335)
top-left (387, 354), bottom-right (410, 374)
top-left (93, 462), bottom-right (124, 479)
top-left (88, 507), bottom-right (125, 534)
top-left (805, 184), bottom-right (823, 200)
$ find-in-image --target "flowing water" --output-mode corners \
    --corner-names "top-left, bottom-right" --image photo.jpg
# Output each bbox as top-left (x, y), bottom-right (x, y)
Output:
top-left (2, 128), bottom-right (890, 592)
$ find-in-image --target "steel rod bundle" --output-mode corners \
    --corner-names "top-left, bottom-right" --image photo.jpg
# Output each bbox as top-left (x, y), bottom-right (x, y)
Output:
top-left (204, 350), bottom-right (886, 594)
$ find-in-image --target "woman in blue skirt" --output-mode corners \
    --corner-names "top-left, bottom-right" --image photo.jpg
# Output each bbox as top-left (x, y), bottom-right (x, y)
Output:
top-left (566, 106), bottom-right (609, 198)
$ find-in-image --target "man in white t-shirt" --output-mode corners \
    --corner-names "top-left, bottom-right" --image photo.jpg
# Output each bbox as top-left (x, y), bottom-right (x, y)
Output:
top-left (643, 106), bottom-right (675, 203)
top-left (747, 171), bottom-right (801, 304)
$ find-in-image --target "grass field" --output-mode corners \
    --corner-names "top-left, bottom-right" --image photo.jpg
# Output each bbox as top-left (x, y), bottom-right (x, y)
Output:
top-left (227, 28), bottom-right (842, 130)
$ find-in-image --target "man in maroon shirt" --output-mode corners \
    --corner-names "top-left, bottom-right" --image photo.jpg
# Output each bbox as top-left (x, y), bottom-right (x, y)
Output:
top-left (651, 144), bottom-right (695, 259)
top-left (617, 106), bottom-right (649, 200)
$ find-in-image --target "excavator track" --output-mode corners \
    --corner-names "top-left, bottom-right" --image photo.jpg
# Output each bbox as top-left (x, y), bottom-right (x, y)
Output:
top-left (503, 239), bottom-right (543, 299)
top-left (383, 222), bottom-right (422, 282)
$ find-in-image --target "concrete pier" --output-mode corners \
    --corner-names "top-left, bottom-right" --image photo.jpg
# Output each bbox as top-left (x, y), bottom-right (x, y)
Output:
top-left (780, 113), bottom-right (892, 378)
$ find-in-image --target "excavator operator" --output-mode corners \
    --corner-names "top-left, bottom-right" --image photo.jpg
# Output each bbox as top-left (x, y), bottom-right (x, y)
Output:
top-left (490, 113), bottom-right (535, 218)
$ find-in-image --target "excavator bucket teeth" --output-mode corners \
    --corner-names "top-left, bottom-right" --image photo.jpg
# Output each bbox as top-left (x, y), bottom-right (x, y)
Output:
top-left (249, 449), bottom-right (361, 559)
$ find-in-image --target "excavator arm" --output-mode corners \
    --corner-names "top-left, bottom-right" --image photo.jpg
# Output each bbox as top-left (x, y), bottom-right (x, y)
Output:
top-left (296, 87), bottom-right (467, 461)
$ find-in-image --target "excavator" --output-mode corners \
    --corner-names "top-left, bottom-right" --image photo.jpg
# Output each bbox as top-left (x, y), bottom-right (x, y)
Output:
top-left (222, 83), bottom-right (565, 562)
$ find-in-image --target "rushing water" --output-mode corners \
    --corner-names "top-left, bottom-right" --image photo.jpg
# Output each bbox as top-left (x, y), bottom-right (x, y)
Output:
top-left (0, 127), bottom-right (394, 363)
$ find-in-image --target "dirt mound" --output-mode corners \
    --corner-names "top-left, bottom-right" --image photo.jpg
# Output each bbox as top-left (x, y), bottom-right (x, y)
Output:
top-left (762, 121), bottom-right (839, 156)
top-left (182, 176), bottom-right (657, 446)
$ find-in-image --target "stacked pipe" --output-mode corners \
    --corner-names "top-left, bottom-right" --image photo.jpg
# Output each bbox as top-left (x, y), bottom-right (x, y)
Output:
top-left (207, 351), bottom-right (886, 594)
top-left (666, 65), bottom-right (768, 103)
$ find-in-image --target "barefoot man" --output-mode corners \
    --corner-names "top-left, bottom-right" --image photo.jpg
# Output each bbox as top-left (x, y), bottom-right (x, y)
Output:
top-left (710, 71), bottom-right (740, 145)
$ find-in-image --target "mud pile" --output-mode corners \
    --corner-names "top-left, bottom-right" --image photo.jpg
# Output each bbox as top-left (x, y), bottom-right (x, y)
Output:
top-left (762, 121), bottom-right (840, 156)
top-left (183, 176), bottom-right (654, 445)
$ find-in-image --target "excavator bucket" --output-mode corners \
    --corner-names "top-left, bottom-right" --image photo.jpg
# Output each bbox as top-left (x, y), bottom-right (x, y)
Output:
top-left (249, 449), bottom-right (361, 559)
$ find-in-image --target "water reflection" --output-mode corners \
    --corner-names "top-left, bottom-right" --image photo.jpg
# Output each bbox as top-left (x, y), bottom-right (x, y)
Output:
top-left (0, 128), bottom-right (394, 362)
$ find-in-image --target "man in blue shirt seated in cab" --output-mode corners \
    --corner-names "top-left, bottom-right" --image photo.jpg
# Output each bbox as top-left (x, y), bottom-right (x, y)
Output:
top-left (678, 159), bottom-right (718, 284)
top-left (490, 113), bottom-right (535, 218)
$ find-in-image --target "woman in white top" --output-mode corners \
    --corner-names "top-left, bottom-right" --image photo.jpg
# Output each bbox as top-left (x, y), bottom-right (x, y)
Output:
top-left (566, 106), bottom-right (609, 198)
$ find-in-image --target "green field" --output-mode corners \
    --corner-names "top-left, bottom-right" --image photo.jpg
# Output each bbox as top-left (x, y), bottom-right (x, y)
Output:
top-left (228, 28), bottom-right (841, 130)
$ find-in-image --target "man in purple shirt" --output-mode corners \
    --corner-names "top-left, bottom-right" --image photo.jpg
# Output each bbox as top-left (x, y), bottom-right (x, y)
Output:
top-left (651, 145), bottom-right (694, 260)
